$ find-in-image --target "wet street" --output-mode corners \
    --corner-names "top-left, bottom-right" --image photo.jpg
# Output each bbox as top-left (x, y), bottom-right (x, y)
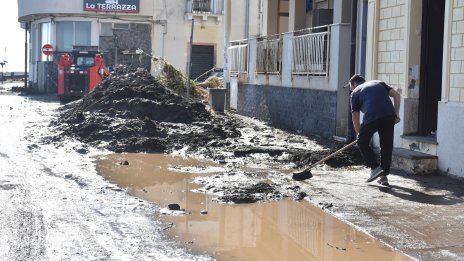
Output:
top-left (97, 153), bottom-right (410, 261)
top-left (0, 83), bottom-right (212, 260)
top-left (2, 81), bottom-right (464, 260)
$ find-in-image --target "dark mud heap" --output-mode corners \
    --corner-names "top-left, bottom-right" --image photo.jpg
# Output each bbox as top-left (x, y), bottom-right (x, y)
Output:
top-left (48, 66), bottom-right (364, 204)
top-left (50, 65), bottom-right (362, 166)
top-left (50, 66), bottom-right (240, 153)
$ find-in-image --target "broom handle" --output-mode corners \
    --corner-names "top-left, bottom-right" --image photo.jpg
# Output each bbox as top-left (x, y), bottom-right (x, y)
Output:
top-left (305, 140), bottom-right (357, 170)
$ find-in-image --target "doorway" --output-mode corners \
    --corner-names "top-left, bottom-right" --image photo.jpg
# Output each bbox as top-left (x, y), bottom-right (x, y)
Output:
top-left (191, 45), bottom-right (215, 82)
top-left (418, 0), bottom-right (445, 136)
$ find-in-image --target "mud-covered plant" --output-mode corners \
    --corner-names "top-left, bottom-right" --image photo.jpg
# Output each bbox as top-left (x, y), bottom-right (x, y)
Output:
top-left (152, 57), bottom-right (203, 99)
top-left (197, 76), bottom-right (224, 89)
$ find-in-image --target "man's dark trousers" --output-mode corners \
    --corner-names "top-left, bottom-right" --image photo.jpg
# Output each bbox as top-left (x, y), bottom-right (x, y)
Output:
top-left (356, 116), bottom-right (395, 175)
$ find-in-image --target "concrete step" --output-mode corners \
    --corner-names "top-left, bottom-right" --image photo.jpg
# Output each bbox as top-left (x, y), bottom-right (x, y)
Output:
top-left (400, 135), bottom-right (438, 155)
top-left (392, 148), bottom-right (438, 175)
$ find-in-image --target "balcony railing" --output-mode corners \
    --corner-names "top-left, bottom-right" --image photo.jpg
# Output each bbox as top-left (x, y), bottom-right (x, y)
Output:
top-left (256, 36), bottom-right (281, 74)
top-left (187, 0), bottom-right (224, 15)
top-left (228, 25), bottom-right (332, 78)
top-left (292, 26), bottom-right (330, 76)
top-left (228, 41), bottom-right (248, 74)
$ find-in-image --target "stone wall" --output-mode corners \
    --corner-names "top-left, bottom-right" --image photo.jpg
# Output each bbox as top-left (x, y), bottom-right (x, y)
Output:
top-left (237, 84), bottom-right (337, 138)
top-left (448, 0), bottom-right (464, 102)
top-left (100, 23), bottom-right (152, 70)
top-left (377, 0), bottom-right (406, 90)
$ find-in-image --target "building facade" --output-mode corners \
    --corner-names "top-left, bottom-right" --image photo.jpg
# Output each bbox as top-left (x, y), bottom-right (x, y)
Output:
top-left (364, 0), bottom-right (464, 178)
top-left (227, 0), bottom-right (464, 178)
top-left (226, 0), bottom-right (352, 139)
top-left (17, 0), bottom-right (225, 93)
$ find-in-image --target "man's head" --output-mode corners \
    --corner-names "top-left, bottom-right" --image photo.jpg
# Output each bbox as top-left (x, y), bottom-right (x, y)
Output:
top-left (348, 74), bottom-right (366, 90)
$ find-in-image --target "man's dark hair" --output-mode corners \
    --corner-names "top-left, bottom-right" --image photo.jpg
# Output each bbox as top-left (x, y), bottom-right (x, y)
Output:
top-left (349, 74), bottom-right (366, 87)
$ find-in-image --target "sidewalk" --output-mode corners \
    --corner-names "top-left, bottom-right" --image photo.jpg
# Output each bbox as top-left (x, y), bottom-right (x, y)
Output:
top-left (294, 167), bottom-right (464, 260)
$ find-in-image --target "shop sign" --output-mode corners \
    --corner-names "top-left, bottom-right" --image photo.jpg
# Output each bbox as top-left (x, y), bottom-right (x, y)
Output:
top-left (84, 0), bottom-right (140, 13)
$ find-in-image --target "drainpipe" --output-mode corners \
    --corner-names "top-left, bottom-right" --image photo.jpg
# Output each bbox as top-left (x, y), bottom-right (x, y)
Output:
top-left (350, 0), bottom-right (358, 77)
top-left (346, 0), bottom-right (358, 142)
top-left (258, 0), bottom-right (263, 36)
top-left (245, 0), bottom-right (250, 38)
top-left (186, 18), bottom-right (194, 100)
top-left (224, 0), bottom-right (230, 109)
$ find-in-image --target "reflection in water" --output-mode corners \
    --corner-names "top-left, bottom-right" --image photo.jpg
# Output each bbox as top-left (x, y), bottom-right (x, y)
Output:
top-left (97, 154), bottom-right (412, 261)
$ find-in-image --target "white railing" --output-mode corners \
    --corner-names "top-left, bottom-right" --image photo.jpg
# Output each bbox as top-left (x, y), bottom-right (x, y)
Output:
top-left (256, 36), bottom-right (280, 74)
top-left (187, 0), bottom-right (224, 14)
top-left (292, 26), bottom-right (330, 76)
top-left (228, 25), bottom-right (332, 77)
top-left (228, 43), bottom-right (248, 74)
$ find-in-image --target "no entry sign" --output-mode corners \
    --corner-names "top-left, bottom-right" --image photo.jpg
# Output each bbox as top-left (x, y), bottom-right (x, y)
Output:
top-left (42, 44), bottom-right (54, 56)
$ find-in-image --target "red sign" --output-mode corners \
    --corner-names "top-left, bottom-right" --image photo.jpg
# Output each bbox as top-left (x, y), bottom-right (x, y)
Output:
top-left (42, 44), bottom-right (54, 56)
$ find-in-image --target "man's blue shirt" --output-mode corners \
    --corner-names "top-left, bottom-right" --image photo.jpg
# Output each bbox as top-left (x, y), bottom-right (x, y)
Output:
top-left (351, 80), bottom-right (397, 125)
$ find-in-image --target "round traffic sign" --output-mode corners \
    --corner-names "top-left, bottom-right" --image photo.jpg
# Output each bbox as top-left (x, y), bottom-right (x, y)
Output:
top-left (42, 44), bottom-right (54, 55)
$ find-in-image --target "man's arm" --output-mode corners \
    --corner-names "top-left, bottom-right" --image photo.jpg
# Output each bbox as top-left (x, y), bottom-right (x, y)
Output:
top-left (352, 111), bottom-right (361, 136)
top-left (388, 88), bottom-right (401, 123)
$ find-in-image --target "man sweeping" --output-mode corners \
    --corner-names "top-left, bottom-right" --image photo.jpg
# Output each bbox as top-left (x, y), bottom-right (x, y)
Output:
top-left (349, 74), bottom-right (401, 186)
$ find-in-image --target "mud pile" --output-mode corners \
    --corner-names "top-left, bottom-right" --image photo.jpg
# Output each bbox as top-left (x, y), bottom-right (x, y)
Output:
top-left (50, 66), bottom-right (240, 153)
top-left (48, 66), bottom-right (363, 206)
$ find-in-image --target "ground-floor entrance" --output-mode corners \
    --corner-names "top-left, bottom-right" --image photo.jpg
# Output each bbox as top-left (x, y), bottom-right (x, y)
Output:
top-left (191, 45), bottom-right (215, 81)
top-left (418, 0), bottom-right (445, 136)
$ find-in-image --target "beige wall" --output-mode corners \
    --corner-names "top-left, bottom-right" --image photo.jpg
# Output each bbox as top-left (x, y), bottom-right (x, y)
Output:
top-left (230, 0), bottom-right (248, 40)
top-left (19, 0), bottom-right (224, 77)
top-left (151, 0), bottom-right (224, 75)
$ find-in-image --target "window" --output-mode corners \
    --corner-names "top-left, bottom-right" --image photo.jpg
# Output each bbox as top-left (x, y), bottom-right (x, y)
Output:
top-left (113, 23), bottom-right (130, 30)
top-left (76, 57), bottom-right (95, 66)
top-left (100, 22), bottom-right (113, 36)
top-left (40, 22), bottom-right (51, 61)
top-left (75, 22), bottom-right (91, 46)
top-left (56, 21), bottom-right (91, 51)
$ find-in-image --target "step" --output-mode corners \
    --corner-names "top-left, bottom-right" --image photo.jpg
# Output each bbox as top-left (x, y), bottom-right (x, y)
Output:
top-left (392, 148), bottom-right (438, 175)
top-left (400, 135), bottom-right (438, 156)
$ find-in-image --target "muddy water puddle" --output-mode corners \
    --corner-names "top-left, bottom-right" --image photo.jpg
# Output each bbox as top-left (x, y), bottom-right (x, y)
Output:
top-left (97, 154), bottom-right (412, 261)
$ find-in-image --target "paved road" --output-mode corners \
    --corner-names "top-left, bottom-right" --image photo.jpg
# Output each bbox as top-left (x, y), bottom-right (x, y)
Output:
top-left (0, 85), bottom-right (211, 260)
top-left (289, 160), bottom-right (464, 260)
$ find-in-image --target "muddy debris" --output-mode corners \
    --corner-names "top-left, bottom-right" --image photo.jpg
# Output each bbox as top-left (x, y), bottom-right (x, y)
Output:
top-left (49, 66), bottom-right (241, 154)
top-left (167, 203), bottom-right (181, 211)
top-left (46, 66), bottom-right (367, 205)
top-left (48, 66), bottom-right (363, 169)
top-left (294, 191), bottom-right (307, 201)
top-left (217, 182), bottom-right (285, 204)
top-left (304, 144), bottom-right (364, 169)
top-left (119, 160), bottom-right (130, 166)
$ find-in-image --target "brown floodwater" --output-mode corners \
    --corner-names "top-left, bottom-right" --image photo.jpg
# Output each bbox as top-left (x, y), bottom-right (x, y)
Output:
top-left (96, 154), bottom-right (413, 261)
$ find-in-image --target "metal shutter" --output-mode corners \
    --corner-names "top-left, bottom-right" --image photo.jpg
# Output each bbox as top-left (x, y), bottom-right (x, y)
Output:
top-left (190, 45), bottom-right (215, 82)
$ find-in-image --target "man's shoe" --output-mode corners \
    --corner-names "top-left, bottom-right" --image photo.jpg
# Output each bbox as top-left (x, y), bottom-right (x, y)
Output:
top-left (377, 176), bottom-right (389, 186)
top-left (366, 166), bottom-right (384, 183)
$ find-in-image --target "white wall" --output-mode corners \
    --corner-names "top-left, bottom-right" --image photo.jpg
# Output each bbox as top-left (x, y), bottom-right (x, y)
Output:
top-left (437, 102), bottom-right (464, 177)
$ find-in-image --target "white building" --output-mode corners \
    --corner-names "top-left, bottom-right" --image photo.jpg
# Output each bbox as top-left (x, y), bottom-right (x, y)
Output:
top-left (225, 0), bottom-right (464, 178)
top-left (226, 0), bottom-right (352, 139)
top-left (362, 0), bottom-right (464, 178)
top-left (17, 0), bottom-right (225, 93)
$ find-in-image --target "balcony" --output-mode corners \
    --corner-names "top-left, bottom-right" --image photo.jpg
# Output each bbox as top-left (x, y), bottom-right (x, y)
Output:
top-left (186, 0), bottom-right (223, 21)
top-left (228, 25), bottom-right (332, 77)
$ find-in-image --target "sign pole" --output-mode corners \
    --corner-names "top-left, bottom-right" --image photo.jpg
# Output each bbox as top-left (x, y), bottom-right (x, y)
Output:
top-left (25, 23), bottom-right (28, 88)
top-left (186, 18), bottom-right (194, 100)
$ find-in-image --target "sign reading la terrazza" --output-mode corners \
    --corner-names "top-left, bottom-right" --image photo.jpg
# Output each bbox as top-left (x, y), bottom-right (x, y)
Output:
top-left (84, 0), bottom-right (140, 13)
